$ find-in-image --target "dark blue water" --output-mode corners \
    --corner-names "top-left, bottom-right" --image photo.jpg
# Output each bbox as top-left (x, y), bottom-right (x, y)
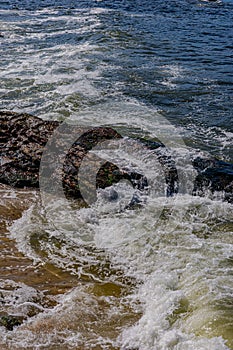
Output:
top-left (0, 0), bottom-right (233, 132)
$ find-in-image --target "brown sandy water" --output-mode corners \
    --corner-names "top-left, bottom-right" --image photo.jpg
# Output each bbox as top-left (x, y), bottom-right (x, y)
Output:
top-left (0, 184), bottom-right (140, 350)
top-left (0, 184), bottom-right (79, 292)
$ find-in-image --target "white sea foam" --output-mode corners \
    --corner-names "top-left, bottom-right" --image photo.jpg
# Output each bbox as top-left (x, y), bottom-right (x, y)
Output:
top-left (0, 7), bottom-right (105, 116)
top-left (7, 102), bottom-right (232, 348)
top-left (7, 181), bottom-right (233, 349)
top-left (179, 123), bottom-right (233, 162)
top-left (160, 64), bottom-right (185, 88)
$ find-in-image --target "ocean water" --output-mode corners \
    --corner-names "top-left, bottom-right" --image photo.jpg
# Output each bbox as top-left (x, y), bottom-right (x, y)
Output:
top-left (0, 0), bottom-right (233, 349)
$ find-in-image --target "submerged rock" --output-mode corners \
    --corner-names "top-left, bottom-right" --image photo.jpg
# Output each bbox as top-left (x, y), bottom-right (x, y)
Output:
top-left (193, 157), bottom-right (233, 203)
top-left (0, 314), bottom-right (25, 331)
top-left (0, 278), bottom-right (57, 331)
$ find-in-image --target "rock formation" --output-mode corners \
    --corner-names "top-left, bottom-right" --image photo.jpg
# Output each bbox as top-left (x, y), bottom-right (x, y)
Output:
top-left (0, 111), bottom-right (148, 202)
top-left (0, 111), bottom-right (232, 204)
top-left (193, 157), bottom-right (233, 203)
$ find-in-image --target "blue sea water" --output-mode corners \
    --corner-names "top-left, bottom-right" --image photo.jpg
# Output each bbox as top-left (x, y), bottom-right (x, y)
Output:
top-left (0, 0), bottom-right (233, 151)
top-left (0, 1), bottom-right (233, 349)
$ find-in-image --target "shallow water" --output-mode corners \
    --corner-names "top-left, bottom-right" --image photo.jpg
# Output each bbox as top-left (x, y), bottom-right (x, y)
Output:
top-left (0, 0), bottom-right (233, 349)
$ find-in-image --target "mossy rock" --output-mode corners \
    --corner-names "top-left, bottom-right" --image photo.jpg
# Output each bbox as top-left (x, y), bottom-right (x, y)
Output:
top-left (0, 314), bottom-right (25, 331)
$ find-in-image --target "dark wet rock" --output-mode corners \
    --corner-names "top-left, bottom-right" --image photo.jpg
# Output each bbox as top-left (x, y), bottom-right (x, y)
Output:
top-left (0, 314), bottom-right (25, 330)
top-left (140, 139), bottom-right (233, 203)
top-left (0, 111), bottom-right (147, 200)
top-left (136, 137), bottom-right (165, 150)
top-left (137, 137), bottom-right (179, 197)
top-left (193, 157), bottom-right (233, 203)
top-left (0, 111), bottom-right (59, 188)
top-left (1, 111), bottom-right (232, 203)
top-left (156, 151), bottom-right (179, 197)
top-left (99, 188), bottom-right (119, 202)
top-left (125, 192), bottom-right (144, 210)
top-left (0, 279), bottom-right (57, 328)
